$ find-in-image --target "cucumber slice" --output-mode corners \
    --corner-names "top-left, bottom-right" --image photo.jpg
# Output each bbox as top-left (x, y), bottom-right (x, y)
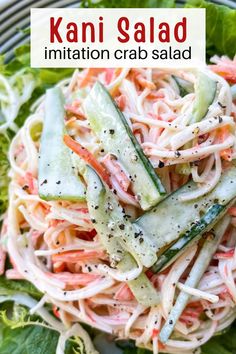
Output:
top-left (86, 166), bottom-right (124, 262)
top-left (151, 203), bottom-right (229, 273)
top-left (159, 215), bottom-right (230, 343)
top-left (172, 76), bottom-right (194, 97)
top-left (135, 164), bottom-right (236, 268)
top-left (86, 166), bottom-right (157, 267)
top-left (118, 254), bottom-right (160, 306)
top-left (38, 87), bottom-right (85, 201)
top-left (86, 167), bottom-right (160, 306)
top-left (191, 71), bottom-right (217, 123)
top-left (83, 82), bottom-right (165, 210)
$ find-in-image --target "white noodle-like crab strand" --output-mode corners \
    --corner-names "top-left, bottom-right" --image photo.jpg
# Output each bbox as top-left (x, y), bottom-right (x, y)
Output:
top-left (177, 283), bottom-right (219, 303)
top-left (179, 152), bottom-right (221, 201)
top-left (170, 116), bottom-right (235, 150)
top-left (143, 135), bottom-right (235, 160)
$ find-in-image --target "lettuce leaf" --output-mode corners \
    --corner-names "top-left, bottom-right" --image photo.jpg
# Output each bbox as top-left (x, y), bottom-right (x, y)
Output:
top-left (0, 134), bottom-right (9, 215)
top-left (115, 323), bottom-right (236, 354)
top-left (0, 300), bottom-right (87, 354)
top-left (81, 0), bottom-right (175, 8)
top-left (2, 44), bottom-right (73, 84)
top-left (0, 322), bottom-right (59, 354)
top-left (0, 45), bottom-right (74, 215)
top-left (201, 322), bottom-right (236, 354)
top-left (0, 276), bottom-right (42, 299)
top-left (185, 0), bottom-right (236, 58)
top-left (0, 323), bottom-right (85, 354)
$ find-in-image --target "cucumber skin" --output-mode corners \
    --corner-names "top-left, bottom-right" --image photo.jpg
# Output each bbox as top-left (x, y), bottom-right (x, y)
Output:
top-left (118, 254), bottom-right (160, 306)
top-left (84, 82), bottom-right (165, 210)
top-left (159, 215), bottom-right (230, 343)
top-left (86, 167), bottom-right (124, 260)
top-left (135, 164), bottom-right (236, 251)
top-left (86, 167), bottom-right (160, 306)
top-left (38, 87), bottom-right (85, 201)
top-left (172, 76), bottom-right (194, 97)
top-left (151, 203), bottom-right (226, 273)
top-left (191, 72), bottom-right (217, 123)
top-left (86, 166), bottom-right (157, 268)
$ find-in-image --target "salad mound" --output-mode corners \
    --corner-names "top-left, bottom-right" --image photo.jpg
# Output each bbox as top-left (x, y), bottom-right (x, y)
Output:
top-left (1, 60), bottom-right (236, 354)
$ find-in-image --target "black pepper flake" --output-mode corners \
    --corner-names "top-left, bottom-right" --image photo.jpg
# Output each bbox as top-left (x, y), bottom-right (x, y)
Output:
top-left (88, 266), bottom-right (92, 272)
top-left (100, 149), bottom-right (104, 153)
top-left (134, 231), bottom-right (141, 238)
top-left (91, 219), bottom-right (96, 224)
top-left (94, 205), bottom-right (99, 210)
top-left (174, 151), bottom-right (181, 158)
top-left (56, 180), bottom-right (61, 185)
top-left (158, 161), bottom-right (165, 168)
top-left (109, 129), bottom-right (115, 135)
top-left (218, 102), bottom-right (226, 109)
top-left (131, 154), bottom-right (138, 162)
top-left (218, 116), bottom-right (223, 123)
top-left (119, 224), bottom-right (125, 230)
top-left (139, 237), bottom-right (144, 244)
top-left (169, 320), bottom-right (173, 325)
top-left (194, 204), bottom-right (198, 209)
top-left (40, 179), bottom-right (47, 186)
top-left (124, 214), bottom-right (131, 219)
top-left (22, 185), bottom-right (29, 191)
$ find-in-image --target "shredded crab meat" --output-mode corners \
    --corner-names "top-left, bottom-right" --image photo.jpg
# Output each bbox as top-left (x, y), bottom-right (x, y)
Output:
top-left (2, 58), bottom-right (236, 354)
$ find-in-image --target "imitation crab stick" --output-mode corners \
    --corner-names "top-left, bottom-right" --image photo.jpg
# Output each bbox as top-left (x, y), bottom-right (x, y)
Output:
top-left (63, 134), bottom-right (111, 188)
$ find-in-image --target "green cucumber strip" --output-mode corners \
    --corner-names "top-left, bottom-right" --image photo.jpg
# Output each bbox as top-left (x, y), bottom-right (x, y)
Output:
top-left (151, 203), bottom-right (227, 273)
top-left (135, 164), bottom-right (236, 256)
top-left (83, 81), bottom-right (165, 210)
top-left (159, 215), bottom-right (230, 343)
top-left (86, 167), bottom-right (159, 305)
top-left (191, 71), bottom-right (217, 123)
top-left (86, 166), bottom-right (124, 261)
top-left (86, 166), bottom-right (157, 267)
top-left (118, 254), bottom-right (160, 306)
top-left (172, 76), bottom-right (194, 97)
top-left (38, 87), bottom-right (85, 201)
